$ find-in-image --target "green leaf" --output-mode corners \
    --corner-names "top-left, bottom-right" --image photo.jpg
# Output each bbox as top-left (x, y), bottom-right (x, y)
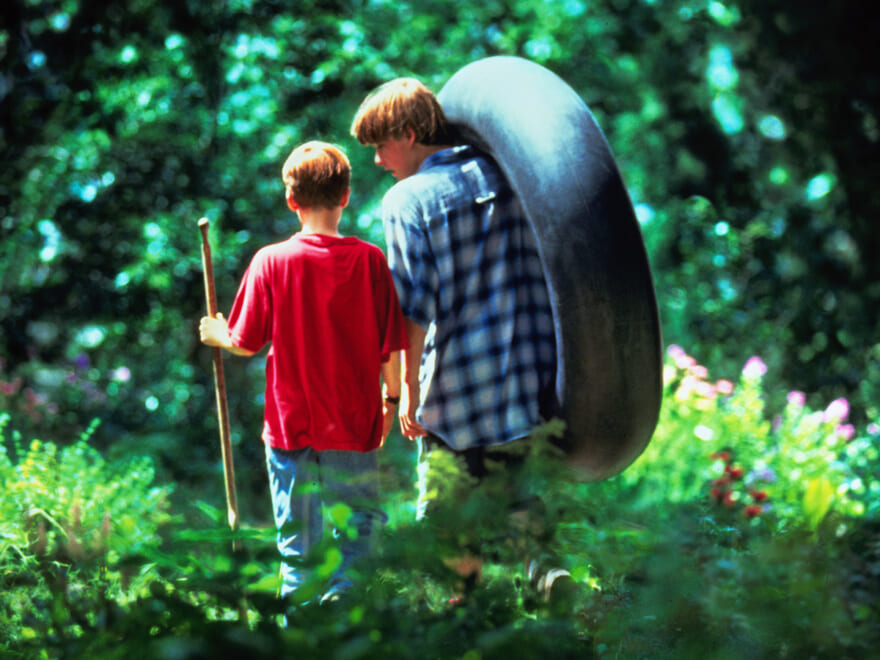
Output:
top-left (327, 502), bottom-right (352, 530)
top-left (803, 477), bottom-right (834, 530)
top-left (247, 572), bottom-right (282, 595)
top-left (316, 546), bottom-right (343, 580)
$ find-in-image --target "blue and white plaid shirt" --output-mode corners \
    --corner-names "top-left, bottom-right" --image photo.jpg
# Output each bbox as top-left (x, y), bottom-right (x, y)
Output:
top-left (382, 146), bottom-right (556, 450)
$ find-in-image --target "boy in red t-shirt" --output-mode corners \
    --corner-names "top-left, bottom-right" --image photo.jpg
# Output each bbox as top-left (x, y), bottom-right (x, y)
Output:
top-left (199, 141), bottom-right (407, 602)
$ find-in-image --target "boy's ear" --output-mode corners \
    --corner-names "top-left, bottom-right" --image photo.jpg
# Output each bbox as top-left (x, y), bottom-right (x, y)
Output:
top-left (404, 126), bottom-right (417, 146)
top-left (286, 193), bottom-right (300, 213)
top-left (339, 187), bottom-right (351, 209)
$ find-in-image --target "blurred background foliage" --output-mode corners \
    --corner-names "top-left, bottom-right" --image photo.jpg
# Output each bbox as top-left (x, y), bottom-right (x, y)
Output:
top-left (1, 0), bottom-right (879, 517)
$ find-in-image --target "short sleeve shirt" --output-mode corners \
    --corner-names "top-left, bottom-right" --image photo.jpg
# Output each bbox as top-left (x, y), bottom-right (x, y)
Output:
top-left (382, 146), bottom-right (556, 450)
top-left (226, 234), bottom-right (408, 452)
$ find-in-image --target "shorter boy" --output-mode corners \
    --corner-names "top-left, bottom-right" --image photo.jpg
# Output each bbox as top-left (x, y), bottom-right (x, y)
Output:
top-left (199, 141), bottom-right (407, 601)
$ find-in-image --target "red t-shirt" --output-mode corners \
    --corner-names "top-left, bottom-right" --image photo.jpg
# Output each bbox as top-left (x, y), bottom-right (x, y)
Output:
top-left (226, 233), bottom-right (407, 452)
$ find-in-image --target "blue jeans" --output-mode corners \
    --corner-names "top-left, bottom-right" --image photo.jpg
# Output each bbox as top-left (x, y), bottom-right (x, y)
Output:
top-left (264, 443), bottom-right (385, 599)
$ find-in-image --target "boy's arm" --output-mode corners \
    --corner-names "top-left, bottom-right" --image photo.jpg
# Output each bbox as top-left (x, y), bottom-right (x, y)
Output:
top-left (380, 351), bottom-right (401, 444)
top-left (399, 318), bottom-right (428, 439)
top-left (199, 313), bottom-right (256, 357)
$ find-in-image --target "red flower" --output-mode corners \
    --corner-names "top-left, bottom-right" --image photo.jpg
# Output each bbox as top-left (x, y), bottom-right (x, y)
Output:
top-left (725, 465), bottom-right (745, 480)
top-left (711, 451), bottom-right (733, 462)
top-left (750, 490), bottom-right (768, 502)
top-left (744, 505), bottom-right (763, 518)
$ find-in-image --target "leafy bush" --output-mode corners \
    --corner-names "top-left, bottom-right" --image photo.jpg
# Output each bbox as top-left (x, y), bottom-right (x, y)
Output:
top-left (2, 345), bottom-right (880, 658)
top-left (619, 345), bottom-right (874, 528)
top-left (571, 346), bottom-right (880, 657)
top-left (0, 413), bottom-right (172, 648)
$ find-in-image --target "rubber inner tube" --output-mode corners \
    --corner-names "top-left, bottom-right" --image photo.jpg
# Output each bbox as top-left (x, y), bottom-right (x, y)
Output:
top-left (439, 56), bottom-right (663, 480)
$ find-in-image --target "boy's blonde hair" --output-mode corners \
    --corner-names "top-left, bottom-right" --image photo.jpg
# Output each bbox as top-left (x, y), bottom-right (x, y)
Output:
top-left (282, 141), bottom-right (350, 209)
top-left (350, 78), bottom-right (452, 146)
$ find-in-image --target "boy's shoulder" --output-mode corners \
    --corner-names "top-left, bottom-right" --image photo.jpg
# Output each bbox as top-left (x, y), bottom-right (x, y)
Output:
top-left (253, 235), bottom-right (386, 264)
top-left (353, 236), bottom-right (384, 252)
top-left (349, 237), bottom-right (390, 265)
top-left (251, 235), bottom-right (298, 259)
top-left (384, 146), bottom-right (505, 217)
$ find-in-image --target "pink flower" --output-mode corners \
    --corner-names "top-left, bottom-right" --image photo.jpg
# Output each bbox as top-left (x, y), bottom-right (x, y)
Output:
top-left (675, 374), bottom-right (699, 400)
top-left (835, 424), bottom-right (855, 440)
top-left (667, 344), bottom-right (697, 370)
top-left (742, 356), bottom-right (767, 379)
top-left (824, 398), bottom-right (849, 423)
top-left (868, 423), bottom-right (880, 436)
top-left (667, 344), bottom-right (686, 359)
top-left (716, 379), bottom-right (734, 395)
top-left (695, 380), bottom-right (717, 399)
top-left (787, 390), bottom-right (806, 407)
top-left (677, 354), bottom-right (697, 370)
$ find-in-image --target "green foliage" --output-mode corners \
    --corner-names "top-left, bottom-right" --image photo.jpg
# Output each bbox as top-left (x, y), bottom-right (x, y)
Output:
top-left (551, 346), bottom-right (879, 656)
top-left (2, 0), bottom-right (879, 462)
top-left (2, 360), bottom-right (880, 658)
top-left (0, 415), bottom-right (171, 563)
top-left (2, 1), bottom-right (880, 656)
top-left (0, 413), bottom-right (173, 648)
top-left (620, 346), bottom-right (873, 530)
top-left (579, 512), bottom-right (866, 659)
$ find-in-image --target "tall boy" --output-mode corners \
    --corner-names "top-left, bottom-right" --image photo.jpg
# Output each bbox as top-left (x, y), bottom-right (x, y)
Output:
top-left (351, 79), bottom-right (560, 592)
top-left (351, 77), bottom-right (555, 457)
top-left (199, 141), bottom-right (408, 601)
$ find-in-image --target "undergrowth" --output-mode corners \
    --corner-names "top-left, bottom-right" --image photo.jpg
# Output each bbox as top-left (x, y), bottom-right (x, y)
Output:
top-left (2, 348), bottom-right (879, 659)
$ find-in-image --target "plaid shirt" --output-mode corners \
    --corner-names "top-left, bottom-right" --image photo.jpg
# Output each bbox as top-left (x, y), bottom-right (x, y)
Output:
top-left (382, 146), bottom-right (556, 450)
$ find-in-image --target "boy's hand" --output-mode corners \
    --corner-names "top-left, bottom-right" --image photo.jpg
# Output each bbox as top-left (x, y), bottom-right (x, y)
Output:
top-left (399, 381), bottom-right (427, 439)
top-left (200, 314), bottom-right (256, 357)
top-left (199, 313), bottom-right (230, 348)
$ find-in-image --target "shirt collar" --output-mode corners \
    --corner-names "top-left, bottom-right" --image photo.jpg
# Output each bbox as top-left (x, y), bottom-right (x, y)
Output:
top-left (418, 145), bottom-right (473, 172)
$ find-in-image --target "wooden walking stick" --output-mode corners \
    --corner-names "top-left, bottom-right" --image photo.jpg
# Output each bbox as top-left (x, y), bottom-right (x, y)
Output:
top-left (198, 217), bottom-right (240, 532)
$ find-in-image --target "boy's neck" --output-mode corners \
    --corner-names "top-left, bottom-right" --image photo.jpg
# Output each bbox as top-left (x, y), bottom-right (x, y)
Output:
top-left (298, 208), bottom-right (343, 237)
top-left (414, 143), bottom-right (452, 171)
top-left (299, 226), bottom-right (342, 237)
